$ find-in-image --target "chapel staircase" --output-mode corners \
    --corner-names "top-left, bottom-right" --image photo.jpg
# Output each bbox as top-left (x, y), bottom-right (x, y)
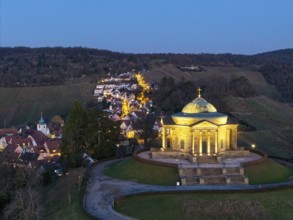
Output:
top-left (179, 164), bottom-right (249, 185)
top-left (196, 155), bottom-right (218, 164)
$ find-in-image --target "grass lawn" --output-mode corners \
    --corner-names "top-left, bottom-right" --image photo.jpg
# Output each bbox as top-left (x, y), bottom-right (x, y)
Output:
top-left (114, 189), bottom-right (293, 220)
top-left (42, 168), bottom-right (94, 220)
top-left (245, 159), bottom-right (293, 184)
top-left (104, 158), bottom-right (180, 186)
top-left (104, 158), bottom-right (293, 186)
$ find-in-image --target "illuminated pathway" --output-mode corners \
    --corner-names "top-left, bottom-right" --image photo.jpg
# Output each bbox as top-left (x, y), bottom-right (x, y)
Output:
top-left (83, 158), bottom-right (293, 220)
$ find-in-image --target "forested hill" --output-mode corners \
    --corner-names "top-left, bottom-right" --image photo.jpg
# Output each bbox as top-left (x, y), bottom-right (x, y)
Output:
top-left (0, 47), bottom-right (137, 87)
top-left (254, 48), bottom-right (293, 64)
top-left (1, 47), bottom-right (293, 101)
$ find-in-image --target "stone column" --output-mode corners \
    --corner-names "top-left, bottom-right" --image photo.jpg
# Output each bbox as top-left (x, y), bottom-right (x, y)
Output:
top-left (226, 129), bottom-right (230, 150)
top-left (232, 128), bottom-right (237, 149)
top-left (191, 130), bottom-right (195, 154)
top-left (207, 131), bottom-right (211, 155)
top-left (199, 131), bottom-right (202, 155)
top-left (162, 127), bottom-right (166, 149)
top-left (215, 131), bottom-right (218, 154)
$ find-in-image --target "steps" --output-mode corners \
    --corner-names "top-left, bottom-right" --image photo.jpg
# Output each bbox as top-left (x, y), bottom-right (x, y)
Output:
top-left (179, 164), bottom-right (249, 186)
top-left (196, 155), bottom-right (218, 164)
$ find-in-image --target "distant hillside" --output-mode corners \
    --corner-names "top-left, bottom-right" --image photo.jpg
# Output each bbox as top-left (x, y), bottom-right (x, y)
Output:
top-left (253, 48), bottom-right (293, 65)
top-left (0, 47), bottom-right (138, 87)
top-left (0, 78), bottom-right (95, 127)
top-left (226, 95), bottom-right (293, 158)
top-left (1, 47), bottom-right (293, 101)
top-left (145, 64), bottom-right (281, 100)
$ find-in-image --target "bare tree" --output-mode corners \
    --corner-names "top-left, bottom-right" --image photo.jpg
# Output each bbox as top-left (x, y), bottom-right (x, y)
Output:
top-left (4, 187), bottom-right (42, 220)
top-left (4, 168), bottom-right (43, 220)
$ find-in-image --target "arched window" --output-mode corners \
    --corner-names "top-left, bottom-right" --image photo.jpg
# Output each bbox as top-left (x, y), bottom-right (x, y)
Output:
top-left (180, 140), bottom-right (184, 149)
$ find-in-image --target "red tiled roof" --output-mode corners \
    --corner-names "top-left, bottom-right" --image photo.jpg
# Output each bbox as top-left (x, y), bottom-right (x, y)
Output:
top-left (45, 139), bottom-right (61, 154)
top-left (0, 128), bottom-right (18, 136)
top-left (29, 130), bottom-right (49, 145)
top-left (4, 136), bottom-right (18, 143)
top-left (33, 145), bottom-right (47, 154)
top-left (4, 144), bottom-right (19, 153)
top-left (5, 136), bottom-right (33, 146)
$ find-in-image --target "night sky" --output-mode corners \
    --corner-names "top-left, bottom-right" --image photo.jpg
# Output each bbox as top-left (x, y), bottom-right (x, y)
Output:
top-left (1, 0), bottom-right (293, 54)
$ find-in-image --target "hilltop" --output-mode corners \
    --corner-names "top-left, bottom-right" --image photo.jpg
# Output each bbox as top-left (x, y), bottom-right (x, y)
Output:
top-left (0, 47), bottom-right (293, 158)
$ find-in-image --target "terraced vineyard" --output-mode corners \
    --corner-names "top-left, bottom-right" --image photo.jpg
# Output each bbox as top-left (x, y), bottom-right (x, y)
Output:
top-left (0, 79), bottom-right (96, 127)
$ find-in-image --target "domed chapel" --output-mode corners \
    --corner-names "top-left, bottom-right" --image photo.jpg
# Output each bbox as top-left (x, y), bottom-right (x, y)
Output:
top-left (160, 88), bottom-right (238, 156)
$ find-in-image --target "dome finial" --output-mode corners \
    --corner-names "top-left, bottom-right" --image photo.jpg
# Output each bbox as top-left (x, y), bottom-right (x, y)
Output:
top-left (197, 87), bottom-right (202, 98)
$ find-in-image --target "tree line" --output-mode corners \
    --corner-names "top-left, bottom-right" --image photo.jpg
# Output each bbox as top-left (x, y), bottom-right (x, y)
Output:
top-left (153, 75), bottom-right (257, 115)
top-left (1, 47), bottom-right (293, 101)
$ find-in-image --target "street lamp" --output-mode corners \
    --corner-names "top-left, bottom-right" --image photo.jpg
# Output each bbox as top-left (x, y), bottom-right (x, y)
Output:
top-left (251, 144), bottom-right (256, 149)
top-left (116, 144), bottom-right (120, 157)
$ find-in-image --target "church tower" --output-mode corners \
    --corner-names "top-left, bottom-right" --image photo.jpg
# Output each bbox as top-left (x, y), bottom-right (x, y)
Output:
top-left (37, 113), bottom-right (50, 136)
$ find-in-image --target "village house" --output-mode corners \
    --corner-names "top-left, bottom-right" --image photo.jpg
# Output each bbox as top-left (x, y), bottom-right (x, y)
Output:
top-left (32, 145), bottom-right (48, 160)
top-left (44, 139), bottom-right (62, 157)
top-left (0, 128), bottom-right (18, 151)
top-left (0, 114), bottom-right (63, 168)
top-left (93, 70), bottom-right (155, 143)
top-left (26, 129), bottom-right (49, 146)
top-left (1, 136), bottom-right (33, 150)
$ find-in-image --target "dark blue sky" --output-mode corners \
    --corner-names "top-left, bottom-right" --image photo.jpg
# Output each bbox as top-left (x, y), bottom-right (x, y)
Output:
top-left (1, 0), bottom-right (293, 54)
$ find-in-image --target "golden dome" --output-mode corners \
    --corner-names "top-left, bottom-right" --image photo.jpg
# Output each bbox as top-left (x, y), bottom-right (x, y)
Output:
top-left (182, 97), bottom-right (217, 114)
top-left (182, 87), bottom-right (217, 114)
top-left (171, 88), bottom-right (226, 125)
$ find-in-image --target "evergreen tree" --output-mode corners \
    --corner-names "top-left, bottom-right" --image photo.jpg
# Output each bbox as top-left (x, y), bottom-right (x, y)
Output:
top-left (86, 110), bottom-right (120, 159)
top-left (61, 102), bottom-right (120, 167)
top-left (61, 101), bottom-right (87, 167)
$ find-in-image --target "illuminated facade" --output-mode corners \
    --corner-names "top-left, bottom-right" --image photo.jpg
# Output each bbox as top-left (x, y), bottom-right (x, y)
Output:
top-left (161, 88), bottom-right (238, 155)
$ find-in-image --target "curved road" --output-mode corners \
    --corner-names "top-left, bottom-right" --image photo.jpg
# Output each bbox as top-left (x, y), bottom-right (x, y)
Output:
top-left (83, 158), bottom-right (293, 220)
